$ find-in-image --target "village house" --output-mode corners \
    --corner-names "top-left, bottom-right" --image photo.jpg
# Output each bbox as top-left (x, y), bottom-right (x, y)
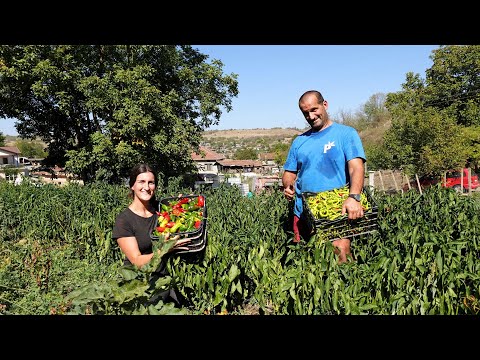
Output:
top-left (257, 152), bottom-right (281, 174)
top-left (217, 159), bottom-right (264, 175)
top-left (0, 146), bottom-right (21, 166)
top-left (191, 146), bottom-right (283, 192)
top-left (191, 146), bottom-right (225, 187)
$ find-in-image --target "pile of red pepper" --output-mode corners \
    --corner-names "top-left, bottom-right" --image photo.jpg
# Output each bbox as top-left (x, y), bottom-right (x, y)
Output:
top-left (152, 195), bottom-right (205, 236)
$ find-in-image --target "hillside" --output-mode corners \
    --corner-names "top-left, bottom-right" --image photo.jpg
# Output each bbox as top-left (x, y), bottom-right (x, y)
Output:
top-left (202, 127), bottom-right (305, 140)
top-left (201, 124), bottom-right (388, 158)
top-left (4, 125), bottom-right (387, 162)
top-left (5, 126), bottom-right (380, 145)
top-left (357, 121), bottom-right (390, 147)
top-left (201, 127), bottom-right (306, 158)
top-left (203, 124), bottom-right (387, 145)
top-left (4, 135), bottom-right (19, 147)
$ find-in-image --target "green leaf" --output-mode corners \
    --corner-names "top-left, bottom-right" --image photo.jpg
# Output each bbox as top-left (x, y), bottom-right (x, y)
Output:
top-left (228, 264), bottom-right (239, 282)
top-left (436, 249), bottom-right (443, 274)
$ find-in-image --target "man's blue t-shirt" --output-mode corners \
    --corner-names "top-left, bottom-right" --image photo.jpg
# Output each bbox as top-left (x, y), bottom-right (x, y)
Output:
top-left (283, 122), bottom-right (366, 218)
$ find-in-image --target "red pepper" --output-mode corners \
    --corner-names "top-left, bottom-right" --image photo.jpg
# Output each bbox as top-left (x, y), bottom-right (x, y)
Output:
top-left (165, 221), bottom-right (176, 228)
top-left (197, 195), bottom-right (205, 207)
top-left (194, 220), bottom-right (202, 228)
top-left (172, 208), bottom-right (185, 216)
top-left (156, 226), bottom-right (166, 233)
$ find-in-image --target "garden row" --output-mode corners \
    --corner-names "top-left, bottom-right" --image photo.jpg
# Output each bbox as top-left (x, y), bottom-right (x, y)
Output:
top-left (0, 179), bottom-right (479, 314)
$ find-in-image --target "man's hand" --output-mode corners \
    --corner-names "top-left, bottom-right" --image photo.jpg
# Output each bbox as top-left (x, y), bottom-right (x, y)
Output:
top-left (342, 197), bottom-right (364, 220)
top-left (284, 184), bottom-right (295, 201)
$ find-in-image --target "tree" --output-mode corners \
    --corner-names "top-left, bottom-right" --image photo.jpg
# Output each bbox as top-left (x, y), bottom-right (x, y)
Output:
top-left (380, 108), bottom-right (467, 175)
top-left (460, 125), bottom-right (480, 169)
top-left (270, 142), bottom-right (290, 167)
top-left (15, 138), bottom-right (47, 158)
top-left (374, 45), bottom-right (480, 175)
top-left (336, 93), bottom-right (390, 131)
top-left (234, 147), bottom-right (258, 160)
top-left (0, 45), bottom-right (238, 184)
top-left (424, 45), bottom-right (480, 127)
top-left (0, 131), bottom-right (5, 146)
top-left (334, 93), bottom-right (392, 171)
top-left (363, 93), bottom-right (390, 127)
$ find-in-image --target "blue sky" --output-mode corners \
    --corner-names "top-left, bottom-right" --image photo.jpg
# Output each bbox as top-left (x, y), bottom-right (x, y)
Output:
top-left (194, 45), bottom-right (439, 130)
top-left (0, 45), bottom-right (439, 136)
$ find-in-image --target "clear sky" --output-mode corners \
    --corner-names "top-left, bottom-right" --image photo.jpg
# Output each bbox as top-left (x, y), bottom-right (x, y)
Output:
top-left (0, 45), bottom-right (439, 136)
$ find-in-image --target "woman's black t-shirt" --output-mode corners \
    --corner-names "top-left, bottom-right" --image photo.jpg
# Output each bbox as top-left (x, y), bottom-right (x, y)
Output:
top-left (112, 205), bottom-right (178, 304)
top-left (112, 208), bottom-right (158, 266)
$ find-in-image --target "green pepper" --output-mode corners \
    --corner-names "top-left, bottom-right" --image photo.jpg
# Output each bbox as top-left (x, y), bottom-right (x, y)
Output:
top-left (187, 203), bottom-right (200, 211)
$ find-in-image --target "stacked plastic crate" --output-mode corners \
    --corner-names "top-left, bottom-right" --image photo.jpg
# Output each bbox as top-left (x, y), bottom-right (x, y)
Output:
top-left (151, 194), bottom-right (207, 254)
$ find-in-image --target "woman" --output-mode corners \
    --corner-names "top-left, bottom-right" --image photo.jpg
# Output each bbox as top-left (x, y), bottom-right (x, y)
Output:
top-left (112, 163), bottom-right (190, 305)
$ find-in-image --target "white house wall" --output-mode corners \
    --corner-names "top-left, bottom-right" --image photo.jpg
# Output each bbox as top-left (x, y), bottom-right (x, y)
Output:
top-left (0, 150), bottom-right (19, 166)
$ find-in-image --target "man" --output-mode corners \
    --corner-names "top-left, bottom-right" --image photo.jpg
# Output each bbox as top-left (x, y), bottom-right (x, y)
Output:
top-left (282, 90), bottom-right (366, 264)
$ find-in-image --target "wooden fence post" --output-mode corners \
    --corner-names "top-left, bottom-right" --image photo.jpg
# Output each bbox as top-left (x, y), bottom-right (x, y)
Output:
top-left (391, 170), bottom-right (399, 192)
top-left (415, 174), bottom-right (422, 195)
top-left (378, 171), bottom-right (385, 191)
top-left (403, 173), bottom-right (410, 191)
top-left (368, 171), bottom-right (375, 191)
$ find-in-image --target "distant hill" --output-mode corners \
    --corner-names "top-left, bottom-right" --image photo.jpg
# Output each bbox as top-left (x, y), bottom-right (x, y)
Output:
top-left (203, 127), bottom-right (305, 140)
top-left (201, 127), bottom-right (306, 159)
top-left (4, 125), bottom-right (385, 162)
top-left (202, 125), bottom-right (387, 146)
top-left (4, 135), bottom-right (48, 148)
top-left (4, 135), bottom-right (19, 147)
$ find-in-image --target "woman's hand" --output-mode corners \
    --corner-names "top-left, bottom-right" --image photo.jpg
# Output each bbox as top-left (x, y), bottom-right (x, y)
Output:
top-left (163, 233), bottom-right (191, 251)
top-left (172, 237), bottom-right (192, 251)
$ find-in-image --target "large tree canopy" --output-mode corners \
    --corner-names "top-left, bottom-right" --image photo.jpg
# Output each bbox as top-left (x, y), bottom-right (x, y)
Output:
top-left (14, 138), bottom-right (47, 159)
top-left (373, 45), bottom-right (480, 175)
top-left (0, 45), bottom-right (239, 184)
top-left (424, 45), bottom-right (480, 127)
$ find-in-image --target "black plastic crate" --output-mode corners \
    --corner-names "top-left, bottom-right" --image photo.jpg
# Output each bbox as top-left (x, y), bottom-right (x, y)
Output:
top-left (151, 218), bottom-right (207, 255)
top-left (151, 194), bottom-right (206, 240)
top-left (175, 221), bottom-right (208, 255)
top-left (302, 186), bottom-right (378, 241)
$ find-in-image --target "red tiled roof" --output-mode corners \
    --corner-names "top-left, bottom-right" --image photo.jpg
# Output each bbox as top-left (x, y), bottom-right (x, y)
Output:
top-left (191, 146), bottom-right (225, 161)
top-left (0, 146), bottom-right (21, 154)
top-left (218, 159), bottom-right (263, 167)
